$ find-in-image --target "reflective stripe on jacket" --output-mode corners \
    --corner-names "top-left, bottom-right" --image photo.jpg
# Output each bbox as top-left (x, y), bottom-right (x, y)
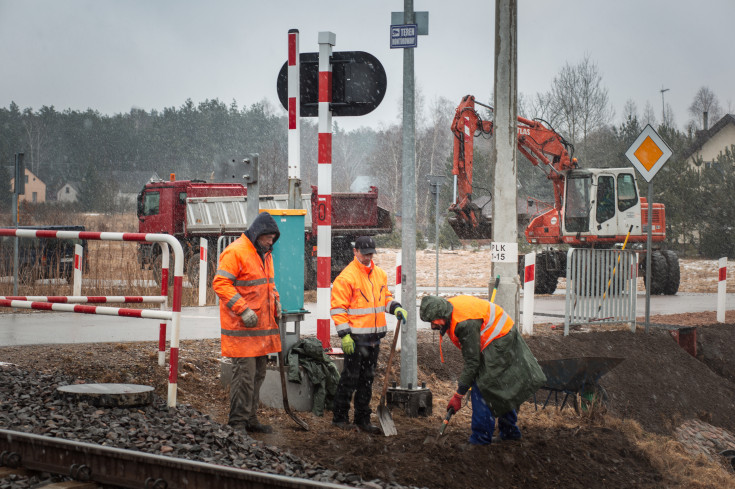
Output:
top-left (330, 257), bottom-right (395, 340)
top-left (446, 295), bottom-right (513, 351)
top-left (212, 234), bottom-right (280, 357)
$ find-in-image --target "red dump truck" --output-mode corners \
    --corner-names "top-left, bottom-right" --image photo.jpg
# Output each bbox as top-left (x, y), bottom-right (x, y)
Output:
top-left (136, 178), bottom-right (392, 288)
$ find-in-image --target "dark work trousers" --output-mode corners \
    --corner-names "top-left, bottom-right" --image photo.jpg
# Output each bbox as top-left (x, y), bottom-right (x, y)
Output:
top-left (469, 381), bottom-right (521, 444)
top-left (332, 343), bottom-right (380, 425)
top-left (228, 355), bottom-right (268, 427)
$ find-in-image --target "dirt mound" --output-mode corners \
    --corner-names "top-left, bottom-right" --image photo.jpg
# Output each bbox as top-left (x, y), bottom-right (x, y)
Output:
top-left (2, 314), bottom-right (735, 488)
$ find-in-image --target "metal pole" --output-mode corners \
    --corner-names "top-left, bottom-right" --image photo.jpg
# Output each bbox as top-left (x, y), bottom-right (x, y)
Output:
top-left (491, 0), bottom-right (519, 321)
top-left (12, 153), bottom-right (22, 298)
top-left (244, 154), bottom-right (259, 228)
top-left (645, 181), bottom-right (653, 333)
top-left (435, 186), bottom-right (440, 296)
top-left (400, 0), bottom-right (417, 390)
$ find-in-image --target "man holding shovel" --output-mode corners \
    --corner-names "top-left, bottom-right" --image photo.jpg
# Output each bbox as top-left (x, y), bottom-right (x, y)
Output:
top-left (419, 295), bottom-right (546, 445)
top-left (330, 236), bottom-right (408, 434)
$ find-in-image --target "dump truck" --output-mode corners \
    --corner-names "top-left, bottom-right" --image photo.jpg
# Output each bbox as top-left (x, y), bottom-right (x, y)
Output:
top-left (136, 177), bottom-right (392, 288)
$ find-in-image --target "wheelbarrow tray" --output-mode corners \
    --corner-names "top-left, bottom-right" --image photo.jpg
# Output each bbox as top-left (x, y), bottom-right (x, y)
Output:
top-left (538, 357), bottom-right (624, 393)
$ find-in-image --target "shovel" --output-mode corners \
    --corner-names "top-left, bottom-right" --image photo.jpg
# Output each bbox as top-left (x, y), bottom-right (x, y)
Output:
top-left (277, 320), bottom-right (309, 431)
top-left (377, 318), bottom-right (401, 436)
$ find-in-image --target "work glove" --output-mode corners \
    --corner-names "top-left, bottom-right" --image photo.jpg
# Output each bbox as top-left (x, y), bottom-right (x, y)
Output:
top-left (274, 299), bottom-right (282, 321)
top-left (447, 392), bottom-right (463, 414)
top-left (394, 307), bottom-right (408, 324)
top-left (341, 334), bottom-right (355, 355)
top-left (241, 308), bottom-right (258, 328)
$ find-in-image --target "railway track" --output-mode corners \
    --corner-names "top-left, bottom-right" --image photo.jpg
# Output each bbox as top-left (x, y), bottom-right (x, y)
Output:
top-left (0, 429), bottom-right (350, 489)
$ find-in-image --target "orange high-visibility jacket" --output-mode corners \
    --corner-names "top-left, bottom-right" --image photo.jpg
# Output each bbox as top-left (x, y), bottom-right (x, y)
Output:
top-left (330, 257), bottom-right (396, 340)
top-left (213, 234), bottom-right (280, 358)
top-left (446, 295), bottom-right (513, 351)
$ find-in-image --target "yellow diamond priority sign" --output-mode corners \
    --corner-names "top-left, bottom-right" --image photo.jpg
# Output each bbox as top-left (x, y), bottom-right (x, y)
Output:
top-left (625, 124), bottom-right (672, 182)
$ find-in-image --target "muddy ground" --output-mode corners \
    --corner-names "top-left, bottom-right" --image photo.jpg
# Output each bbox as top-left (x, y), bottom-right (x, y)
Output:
top-left (2, 310), bottom-right (735, 488)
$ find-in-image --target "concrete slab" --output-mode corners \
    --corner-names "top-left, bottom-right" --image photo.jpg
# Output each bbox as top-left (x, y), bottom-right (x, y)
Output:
top-left (57, 383), bottom-right (154, 407)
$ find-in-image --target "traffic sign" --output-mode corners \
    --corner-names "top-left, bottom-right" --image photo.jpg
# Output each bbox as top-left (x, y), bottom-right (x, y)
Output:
top-left (390, 24), bottom-right (417, 49)
top-left (625, 124), bottom-right (672, 182)
top-left (277, 51), bottom-right (386, 117)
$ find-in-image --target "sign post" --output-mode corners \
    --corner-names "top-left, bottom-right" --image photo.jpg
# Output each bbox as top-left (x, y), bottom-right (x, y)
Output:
top-left (625, 124), bottom-right (672, 332)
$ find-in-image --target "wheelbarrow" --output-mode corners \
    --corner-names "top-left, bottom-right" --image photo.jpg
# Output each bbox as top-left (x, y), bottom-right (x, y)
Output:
top-left (535, 357), bottom-right (624, 413)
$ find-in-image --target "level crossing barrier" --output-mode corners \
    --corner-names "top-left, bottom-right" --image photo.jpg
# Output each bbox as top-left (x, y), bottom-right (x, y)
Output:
top-left (564, 248), bottom-right (637, 336)
top-left (0, 228), bottom-right (184, 407)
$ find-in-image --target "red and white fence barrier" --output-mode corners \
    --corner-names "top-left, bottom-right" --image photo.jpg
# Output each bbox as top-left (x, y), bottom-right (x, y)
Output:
top-left (522, 252), bottom-right (536, 335)
top-left (718, 257), bottom-right (727, 323)
top-left (73, 243), bottom-right (83, 295)
top-left (0, 228), bottom-right (184, 407)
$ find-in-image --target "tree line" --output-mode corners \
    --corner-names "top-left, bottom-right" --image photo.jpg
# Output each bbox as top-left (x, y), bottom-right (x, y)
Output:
top-left (1, 57), bottom-right (732, 257)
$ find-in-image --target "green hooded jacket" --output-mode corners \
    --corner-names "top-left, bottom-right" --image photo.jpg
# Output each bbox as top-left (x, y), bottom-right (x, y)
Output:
top-left (287, 337), bottom-right (341, 416)
top-left (420, 295), bottom-right (546, 416)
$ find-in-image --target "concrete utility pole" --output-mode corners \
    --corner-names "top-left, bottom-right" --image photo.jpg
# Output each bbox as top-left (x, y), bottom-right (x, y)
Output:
top-left (400, 0), bottom-right (418, 390)
top-left (491, 0), bottom-right (519, 320)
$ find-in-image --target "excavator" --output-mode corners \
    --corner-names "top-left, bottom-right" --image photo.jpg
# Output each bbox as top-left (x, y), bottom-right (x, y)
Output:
top-left (449, 94), bottom-right (680, 295)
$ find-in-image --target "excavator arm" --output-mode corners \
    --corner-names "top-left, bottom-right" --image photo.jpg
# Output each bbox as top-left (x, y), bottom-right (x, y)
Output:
top-left (449, 94), bottom-right (577, 240)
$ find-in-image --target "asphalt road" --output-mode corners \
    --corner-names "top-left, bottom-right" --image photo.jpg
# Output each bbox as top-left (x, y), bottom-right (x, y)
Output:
top-left (1, 290), bottom-right (733, 347)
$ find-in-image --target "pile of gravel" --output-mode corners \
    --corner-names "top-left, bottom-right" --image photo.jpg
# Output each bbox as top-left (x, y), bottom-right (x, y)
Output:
top-left (0, 363), bottom-right (421, 489)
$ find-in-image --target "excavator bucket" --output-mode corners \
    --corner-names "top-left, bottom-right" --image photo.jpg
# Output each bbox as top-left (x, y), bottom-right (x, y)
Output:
top-left (448, 195), bottom-right (494, 240)
top-left (448, 216), bottom-right (493, 240)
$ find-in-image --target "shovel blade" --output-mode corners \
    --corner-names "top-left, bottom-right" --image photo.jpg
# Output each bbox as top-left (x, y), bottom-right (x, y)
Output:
top-left (377, 404), bottom-right (397, 436)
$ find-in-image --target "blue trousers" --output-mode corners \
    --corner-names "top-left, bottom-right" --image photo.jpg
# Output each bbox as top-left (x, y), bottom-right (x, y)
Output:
top-left (469, 383), bottom-right (521, 445)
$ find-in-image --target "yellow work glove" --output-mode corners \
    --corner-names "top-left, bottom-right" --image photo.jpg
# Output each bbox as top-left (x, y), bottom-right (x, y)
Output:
top-left (394, 307), bottom-right (408, 324)
top-left (241, 308), bottom-right (258, 328)
top-left (341, 334), bottom-right (355, 355)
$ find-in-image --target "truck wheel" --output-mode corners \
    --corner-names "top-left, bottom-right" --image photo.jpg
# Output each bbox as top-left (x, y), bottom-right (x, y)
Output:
top-left (643, 251), bottom-right (667, 295)
top-left (186, 253), bottom-right (216, 287)
top-left (661, 250), bottom-right (680, 295)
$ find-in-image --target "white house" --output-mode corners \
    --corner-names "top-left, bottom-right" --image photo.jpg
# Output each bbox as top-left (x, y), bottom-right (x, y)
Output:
top-left (686, 114), bottom-right (735, 170)
top-left (57, 182), bottom-right (81, 202)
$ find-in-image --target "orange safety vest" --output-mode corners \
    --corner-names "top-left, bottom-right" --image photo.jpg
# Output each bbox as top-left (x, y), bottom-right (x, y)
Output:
top-left (446, 295), bottom-right (513, 351)
top-left (212, 234), bottom-right (280, 358)
top-left (330, 257), bottom-right (395, 338)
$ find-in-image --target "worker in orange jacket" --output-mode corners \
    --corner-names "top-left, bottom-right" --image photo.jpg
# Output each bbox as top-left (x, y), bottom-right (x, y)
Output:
top-left (330, 236), bottom-right (408, 434)
top-left (213, 212), bottom-right (281, 435)
top-left (420, 295), bottom-right (545, 445)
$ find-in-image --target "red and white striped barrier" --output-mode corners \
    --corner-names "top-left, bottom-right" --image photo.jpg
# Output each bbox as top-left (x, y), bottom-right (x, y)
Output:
top-left (288, 29), bottom-right (300, 182)
top-left (395, 252), bottom-right (402, 352)
top-left (316, 31), bottom-right (335, 351)
top-left (522, 252), bottom-right (536, 335)
top-left (0, 295), bottom-right (166, 303)
top-left (198, 238), bottom-right (207, 306)
top-left (0, 228), bottom-right (184, 408)
top-left (718, 257), bottom-right (727, 323)
top-left (73, 243), bottom-right (83, 295)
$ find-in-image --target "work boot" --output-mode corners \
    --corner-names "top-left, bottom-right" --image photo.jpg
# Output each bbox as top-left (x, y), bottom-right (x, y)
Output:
top-left (228, 422), bottom-right (248, 435)
top-left (331, 420), bottom-right (355, 430)
top-left (356, 423), bottom-right (382, 435)
top-left (246, 420), bottom-right (273, 434)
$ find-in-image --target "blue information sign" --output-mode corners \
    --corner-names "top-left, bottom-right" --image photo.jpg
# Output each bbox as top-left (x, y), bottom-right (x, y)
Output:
top-left (390, 24), bottom-right (417, 49)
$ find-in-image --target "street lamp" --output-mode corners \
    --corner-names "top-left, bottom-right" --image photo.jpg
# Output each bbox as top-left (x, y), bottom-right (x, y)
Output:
top-left (660, 87), bottom-right (669, 125)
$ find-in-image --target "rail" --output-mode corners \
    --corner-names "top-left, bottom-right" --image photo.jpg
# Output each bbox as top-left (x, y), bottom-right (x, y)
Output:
top-left (0, 229), bottom-right (184, 407)
top-left (0, 429), bottom-right (350, 489)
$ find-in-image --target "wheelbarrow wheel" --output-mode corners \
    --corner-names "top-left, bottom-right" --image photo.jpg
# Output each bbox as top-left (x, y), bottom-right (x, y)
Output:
top-left (578, 383), bottom-right (609, 414)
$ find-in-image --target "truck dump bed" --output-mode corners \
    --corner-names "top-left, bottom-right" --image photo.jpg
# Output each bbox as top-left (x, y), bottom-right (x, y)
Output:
top-left (185, 189), bottom-right (391, 236)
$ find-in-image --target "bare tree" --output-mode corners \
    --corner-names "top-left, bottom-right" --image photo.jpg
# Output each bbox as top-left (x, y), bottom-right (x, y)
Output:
top-left (688, 86), bottom-right (723, 130)
top-left (547, 54), bottom-right (613, 158)
top-left (642, 101), bottom-right (657, 127)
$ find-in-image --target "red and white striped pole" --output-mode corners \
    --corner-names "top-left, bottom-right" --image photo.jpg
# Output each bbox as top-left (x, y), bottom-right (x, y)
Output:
top-left (73, 243), bottom-right (83, 295)
top-left (316, 31), bottom-right (335, 351)
top-left (159, 244), bottom-right (169, 366)
top-left (718, 257), bottom-right (727, 323)
top-left (395, 252), bottom-right (402, 352)
top-left (198, 238), bottom-right (207, 306)
top-left (288, 29), bottom-right (301, 189)
top-left (522, 252), bottom-right (536, 335)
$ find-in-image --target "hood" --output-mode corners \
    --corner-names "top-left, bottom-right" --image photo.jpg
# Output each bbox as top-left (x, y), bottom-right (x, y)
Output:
top-left (246, 212), bottom-right (280, 251)
top-left (419, 296), bottom-right (453, 323)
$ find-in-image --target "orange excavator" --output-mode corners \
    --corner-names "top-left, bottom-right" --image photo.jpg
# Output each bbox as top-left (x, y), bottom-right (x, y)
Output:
top-left (449, 94), bottom-right (679, 295)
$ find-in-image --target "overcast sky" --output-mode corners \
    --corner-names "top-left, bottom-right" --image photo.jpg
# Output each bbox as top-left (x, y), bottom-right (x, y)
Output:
top-left (1, 0), bottom-right (733, 133)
